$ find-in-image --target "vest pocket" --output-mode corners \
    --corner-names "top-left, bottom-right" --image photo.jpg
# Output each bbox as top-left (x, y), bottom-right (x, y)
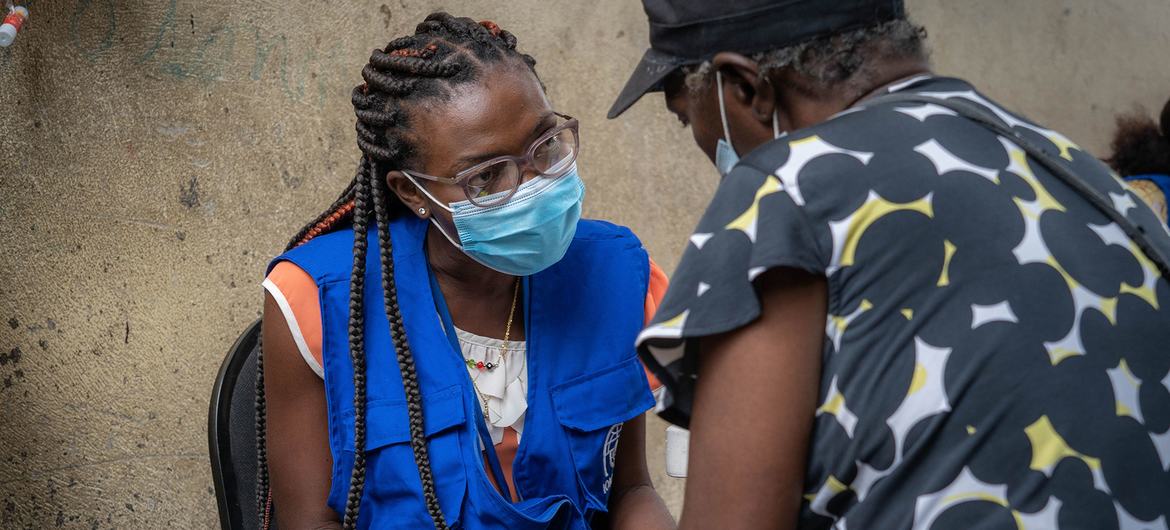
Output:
top-left (550, 356), bottom-right (656, 513)
top-left (331, 385), bottom-right (468, 527)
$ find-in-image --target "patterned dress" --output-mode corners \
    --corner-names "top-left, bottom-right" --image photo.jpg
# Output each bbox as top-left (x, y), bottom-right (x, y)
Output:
top-left (637, 76), bottom-right (1170, 529)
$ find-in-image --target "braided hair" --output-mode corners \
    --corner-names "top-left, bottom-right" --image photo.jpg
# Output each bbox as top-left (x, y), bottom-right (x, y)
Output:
top-left (255, 12), bottom-right (540, 530)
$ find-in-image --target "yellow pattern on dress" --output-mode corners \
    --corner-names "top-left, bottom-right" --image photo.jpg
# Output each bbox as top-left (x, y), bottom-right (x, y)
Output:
top-left (1023, 415), bottom-right (1110, 494)
top-left (830, 191), bottom-right (935, 272)
top-left (724, 175), bottom-right (783, 242)
top-left (937, 240), bottom-right (957, 287)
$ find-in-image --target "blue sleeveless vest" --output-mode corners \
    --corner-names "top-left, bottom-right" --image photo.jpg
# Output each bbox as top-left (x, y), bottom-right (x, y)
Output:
top-left (270, 215), bottom-right (655, 529)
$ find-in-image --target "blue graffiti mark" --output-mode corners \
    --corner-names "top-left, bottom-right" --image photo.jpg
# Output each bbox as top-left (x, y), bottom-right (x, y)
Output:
top-left (250, 28), bottom-right (286, 82)
top-left (139, 0), bottom-right (176, 65)
top-left (164, 25), bottom-right (236, 83)
top-left (315, 46), bottom-right (344, 107)
top-left (194, 26), bottom-right (237, 83)
top-left (249, 28), bottom-right (346, 105)
top-left (60, 1), bottom-right (353, 108)
top-left (70, 0), bottom-right (117, 60)
top-left (250, 27), bottom-right (304, 102)
top-left (313, 41), bottom-right (357, 107)
top-left (285, 44), bottom-right (315, 102)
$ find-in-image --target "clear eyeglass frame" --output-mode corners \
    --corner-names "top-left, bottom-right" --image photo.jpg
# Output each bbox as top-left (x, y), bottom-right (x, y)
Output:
top-left (401, 112), bottom-right (580, 208)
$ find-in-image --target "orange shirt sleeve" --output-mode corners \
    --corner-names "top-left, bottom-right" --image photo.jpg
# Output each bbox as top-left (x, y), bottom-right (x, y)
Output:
top-left (643, 257), bottom-right (669, 391)
top-left (263, 261), bottom-right (325, 377)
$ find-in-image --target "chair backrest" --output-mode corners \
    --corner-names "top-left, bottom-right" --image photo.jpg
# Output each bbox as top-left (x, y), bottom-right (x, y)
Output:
top-left (209, 319), bottom-right (275, 530)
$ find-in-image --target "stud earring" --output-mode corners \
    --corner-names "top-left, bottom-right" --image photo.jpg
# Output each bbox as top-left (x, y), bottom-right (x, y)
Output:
top-left (418, 207), bottom-right (427, 216)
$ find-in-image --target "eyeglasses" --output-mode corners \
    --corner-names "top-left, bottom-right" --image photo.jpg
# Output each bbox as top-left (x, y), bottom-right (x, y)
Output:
top-left (402, 113), bottom-right (580, 208)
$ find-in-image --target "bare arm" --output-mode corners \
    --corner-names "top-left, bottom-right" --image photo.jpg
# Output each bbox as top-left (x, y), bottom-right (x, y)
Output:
top-left (608, 413), bottom-right (676, 529)
top-left (678, 267), bottom-right (827, 530)
top-left (262, 293), bottom-right (341, 529)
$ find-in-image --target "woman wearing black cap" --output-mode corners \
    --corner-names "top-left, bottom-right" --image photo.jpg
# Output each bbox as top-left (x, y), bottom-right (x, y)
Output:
top-left (1110, 97), bottom-right (1170, 224)
top-left (612, 1), bottom-right (1170, 529)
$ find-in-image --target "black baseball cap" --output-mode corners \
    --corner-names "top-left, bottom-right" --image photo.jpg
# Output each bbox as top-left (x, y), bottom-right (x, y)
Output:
top-left (607, 0), bottom-right (905, 119)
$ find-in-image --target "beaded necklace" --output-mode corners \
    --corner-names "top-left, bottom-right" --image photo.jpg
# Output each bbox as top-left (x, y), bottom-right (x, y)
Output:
top-left (466, 278), bottom-right (520, 420)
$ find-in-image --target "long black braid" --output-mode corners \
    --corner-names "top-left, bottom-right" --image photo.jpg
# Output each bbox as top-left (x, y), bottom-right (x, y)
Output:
top-left (254, 12), bottom-right (540, 530)
top-left (342, 159), bottom-right (373, 528)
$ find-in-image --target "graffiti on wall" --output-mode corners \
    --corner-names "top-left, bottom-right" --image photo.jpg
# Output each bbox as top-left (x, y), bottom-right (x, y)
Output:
top-left (32, 0), bottom-right (363, 107)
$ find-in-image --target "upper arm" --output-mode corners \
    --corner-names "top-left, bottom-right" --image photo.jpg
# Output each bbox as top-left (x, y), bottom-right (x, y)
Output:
top-left (678, 267), bottom-right (828, 530)
top-left (265, 261), bottom-right (325, 377)
top-left (611, 413), bottom-right (650, 494)
top-left (608, 413), bottom-right (676, 529)
top-left (262, 290), bottom-right (339, 529)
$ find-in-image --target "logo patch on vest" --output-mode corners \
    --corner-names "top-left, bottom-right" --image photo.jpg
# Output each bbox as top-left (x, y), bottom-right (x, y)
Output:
top-left (602, 423), bottom-right (623, 494)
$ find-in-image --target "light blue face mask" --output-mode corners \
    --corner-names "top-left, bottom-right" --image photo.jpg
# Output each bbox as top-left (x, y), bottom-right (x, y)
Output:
top-left (409, 166), bottom-right (585, 276)
top-left (715, 70), bottom-right (783, 177)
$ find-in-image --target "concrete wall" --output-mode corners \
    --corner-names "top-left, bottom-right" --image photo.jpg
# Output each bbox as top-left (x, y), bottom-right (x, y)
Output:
top-left (1, 0), bottom-right (1167, 527)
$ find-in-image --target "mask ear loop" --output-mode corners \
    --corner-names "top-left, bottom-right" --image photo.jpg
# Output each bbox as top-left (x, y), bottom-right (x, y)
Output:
top-left (402, 171), bottom-right (465, 248)
top-left (429, 216), bottom-right (464, 249)
top-left (716, 69), bottom-right (734, 145)
top-left (762, 74), bottom-right (782, 139)
top-left (722, 69), bottom-right (784, 142)
top-left (403, 171), bottom-right (454, 213)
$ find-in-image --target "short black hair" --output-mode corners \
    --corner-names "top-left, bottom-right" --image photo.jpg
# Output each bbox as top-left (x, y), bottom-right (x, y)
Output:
top-left (683, 18), bottom-right (928, 101)
top-left (1109, 97), bottom-right (1170, 177)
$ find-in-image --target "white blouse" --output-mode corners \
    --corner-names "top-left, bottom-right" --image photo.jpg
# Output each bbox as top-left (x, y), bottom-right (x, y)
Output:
top-left (455, 327), bottom-right (527, 445)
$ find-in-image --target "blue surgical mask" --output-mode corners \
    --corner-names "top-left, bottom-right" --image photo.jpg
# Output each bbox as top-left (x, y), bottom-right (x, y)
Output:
top-left (715, 138), bottom-right (739, 178)
top-left (409, 167), bottom-right (585, 276)
top-left (715, 70), bottom-right (782, 177)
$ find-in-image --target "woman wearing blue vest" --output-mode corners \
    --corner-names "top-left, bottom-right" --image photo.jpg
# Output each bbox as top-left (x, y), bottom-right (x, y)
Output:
top-left (256, 13), bottom-right (675, 530)
top-left (1110, 95), bottom-right (1170, 225)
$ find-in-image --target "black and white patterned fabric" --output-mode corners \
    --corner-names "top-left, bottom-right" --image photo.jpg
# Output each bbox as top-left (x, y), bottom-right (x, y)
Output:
top-left (638, 76), bottom-right (1170, 529)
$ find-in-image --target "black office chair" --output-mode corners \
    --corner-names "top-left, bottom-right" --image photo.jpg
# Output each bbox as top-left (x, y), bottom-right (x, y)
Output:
top-left (209, 319), bottom-right (277, 530)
